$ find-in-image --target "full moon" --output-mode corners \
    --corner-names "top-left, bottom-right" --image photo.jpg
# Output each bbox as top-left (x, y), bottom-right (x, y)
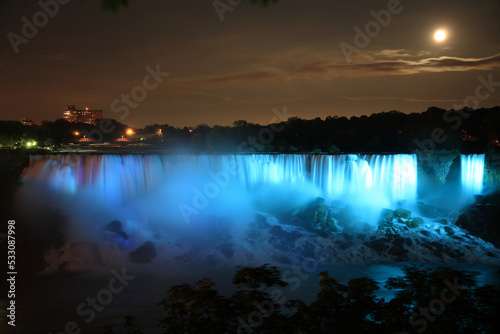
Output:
top-left (434, 30), bottom-right (446, 41)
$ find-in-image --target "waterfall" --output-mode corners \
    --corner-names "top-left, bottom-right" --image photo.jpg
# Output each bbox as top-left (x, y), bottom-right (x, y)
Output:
top-left (461, 154), bottom-right (485, 195)
top-left (309, 154), bottom-right (417, 208)
top-left (21, 154), bottom-right (419, 211)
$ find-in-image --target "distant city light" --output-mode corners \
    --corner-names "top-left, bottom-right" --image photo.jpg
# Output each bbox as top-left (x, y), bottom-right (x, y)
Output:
top-left (126, 129), bottom-right (135, 135)
top-left (74, 131), bottom-right (80, 136)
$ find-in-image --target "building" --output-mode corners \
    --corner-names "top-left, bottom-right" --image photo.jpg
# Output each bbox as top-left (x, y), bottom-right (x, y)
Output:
top-left (18, 117), bottom-right (33, 125)
top-left (63, 105), bottom-right (103, 124)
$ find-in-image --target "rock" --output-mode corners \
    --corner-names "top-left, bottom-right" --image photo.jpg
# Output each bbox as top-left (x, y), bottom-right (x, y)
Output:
top-left (128, 241), bottom-right (157, 263)
top-left (405, 220), bottom-right (417, 228)
top-left (246, 230), bottom-right (262, 240)
top-left (342, 232), bottom-right (353, 241)
top-left (474, 195), bottom-right (485, 203)
top-left (356, 233), bottom-right (366, 241)
top-left (219, 243), bottom-right (234, 259)
top-left (434, 218), bottom-right (449, 225)
top-left (336, 240), bottom-right (351, 250)
top-left (116, 231), bottom-right (130, 249)
top-left (321, 211), bottom-right (339, 231)
top-left (392, 237), bottom-right (405, 247)
top-left (105, 220), bottom-right (122, 233)
top-left (405, 217), bottom-right (423, 228)
top-left (444, 226), bottom-right (454, 235)
top-left (421, 242), bottom-right (434, 250)
top-left (364, 239), bottom-right (389, 252)
top-left (405, 238), bottom-right (413, 246)
top-left (361, 222), bottom-right (372, 233)
top-left (416, 202), bottom-right (440, 218)
top-left (432, 249), bottom-right (444, 258)
top-left (379, 209), bottom-right (394, 222)
top-left (299, 242), bottom-right (316, 258)
top-left (388, 246), bottom-right (408, 257)
top-left (420, 230), bottom-right (431, 237)
top-left (250, 214), bottom-right (271, 229)
top-left (411, 217), bottom-right (424, 226)
top-left (394, 208), bottom-right (412, 219)
top-left (290, 197), bottom-right (331, 230)
top-left (336, 205), bottom-right (357, 232)
top-left (269, 226), bottom-right (301, 251)
top-left (270, 225), bottom-right (290, 238)
top-left (447, 249), bottom-right (465, 259)
top-left (455, 192), bottom-right (500, 248)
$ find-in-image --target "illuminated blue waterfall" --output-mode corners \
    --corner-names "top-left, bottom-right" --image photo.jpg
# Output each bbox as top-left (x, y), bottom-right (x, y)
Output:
top-left (461, 154), bottom-right (485, 195)
top-left (310, 154), bottom-right (417, 207)
top-left (22, 154), bottom-right (420, 212)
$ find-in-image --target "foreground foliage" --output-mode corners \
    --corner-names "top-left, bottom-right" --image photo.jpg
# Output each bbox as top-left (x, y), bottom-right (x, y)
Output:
top-left (106, 264), bottom-right (500, 334)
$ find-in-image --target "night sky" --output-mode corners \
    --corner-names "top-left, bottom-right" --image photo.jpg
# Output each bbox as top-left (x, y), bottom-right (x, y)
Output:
top-left (1, 0), bottom-right (500, 128)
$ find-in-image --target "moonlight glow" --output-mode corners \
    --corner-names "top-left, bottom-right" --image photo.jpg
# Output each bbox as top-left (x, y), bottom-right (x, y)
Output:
top-left (434, 30), bottom-right (446, 41)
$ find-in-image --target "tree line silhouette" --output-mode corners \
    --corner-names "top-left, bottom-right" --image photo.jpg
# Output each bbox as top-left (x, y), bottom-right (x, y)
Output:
top-left (1, 106), bottom-right (499, 153)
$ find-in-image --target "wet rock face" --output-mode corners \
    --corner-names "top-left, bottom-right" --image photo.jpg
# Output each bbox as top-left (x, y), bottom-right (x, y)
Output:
top-left (364, 239), bottom-right (389, 253)
top-left (456, 192), bottom-right (500, 248)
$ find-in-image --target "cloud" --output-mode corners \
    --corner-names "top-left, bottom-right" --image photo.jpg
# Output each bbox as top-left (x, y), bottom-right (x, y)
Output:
top-left (167, 90), bottom-right (233, 105)
top-left (341, 96), bottom-right (462, 103)
top-left (200, 70), bottom-right (280, 84)
top-left (181, 51), bottom-right (500, 86)
top-left (325, 53), bottom-right (500, 76)
top-left (369, 49), bottom-right (432, 59)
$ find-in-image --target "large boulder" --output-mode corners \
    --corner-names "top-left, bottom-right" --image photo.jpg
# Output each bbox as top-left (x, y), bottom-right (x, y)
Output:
top-left (105, 220), bottom-right (122, 233)
top-left (405, 217), bottom-right (424, 228)
top-left (364, 238), bottom-right (390, 253)
top-left (379, 209), bottom-right (394, 222)
top-left (394, 208), bottom-right (412, 219)
top-left (456, 192), bottom-right (500, 248)
top-left (128, 241), bottom-right (157, 263)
